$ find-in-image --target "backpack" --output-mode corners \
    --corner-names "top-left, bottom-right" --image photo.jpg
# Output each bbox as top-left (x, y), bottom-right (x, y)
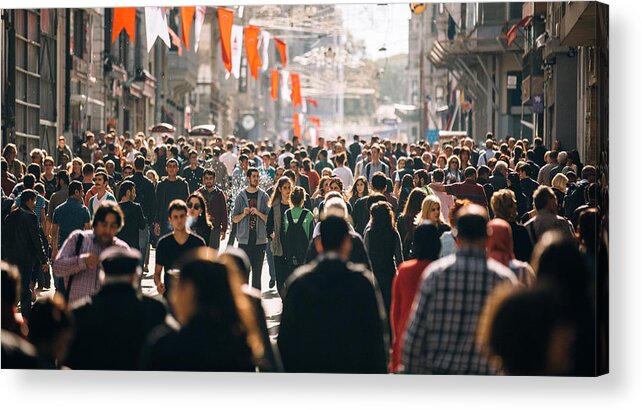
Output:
top-left (284, 209), bottom-right (311, 269)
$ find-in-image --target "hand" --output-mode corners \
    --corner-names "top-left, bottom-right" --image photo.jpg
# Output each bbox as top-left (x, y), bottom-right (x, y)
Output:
top-left (244, 207), bottom-right (251, 215)
top-left (154, 223), bottom-right (160, 236)
top-left (41, 264), bottom-right (49, 273)
top-left (156, 281), bottom-right (165, 295)
top-left (83, 253), bottom-right (100, 269)
top-left (220, 230), bottom-right (226, 240)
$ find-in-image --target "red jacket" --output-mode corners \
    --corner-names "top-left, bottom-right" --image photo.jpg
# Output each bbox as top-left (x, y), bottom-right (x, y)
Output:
top-left (389, 259), bottom-right (431, 373)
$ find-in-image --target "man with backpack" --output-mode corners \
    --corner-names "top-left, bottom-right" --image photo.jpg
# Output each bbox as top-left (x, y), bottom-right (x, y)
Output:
top-left (281, 186), bottom-right (314, 293)
top-left (364, 144), bottom-right (390, 184)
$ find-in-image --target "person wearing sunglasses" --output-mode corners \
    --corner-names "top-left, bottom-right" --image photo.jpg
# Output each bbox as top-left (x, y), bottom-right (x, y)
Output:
top-left (186, 193), bottom-right (213, 248)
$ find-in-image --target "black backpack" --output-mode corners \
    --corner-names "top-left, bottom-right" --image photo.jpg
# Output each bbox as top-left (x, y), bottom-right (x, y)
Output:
top-left (284, 209), bottom-right (311, 269)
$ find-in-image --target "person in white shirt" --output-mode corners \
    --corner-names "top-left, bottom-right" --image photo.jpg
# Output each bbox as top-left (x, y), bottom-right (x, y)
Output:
top-left (220, 141), bottom-right (238, 176)
top-left (477, 139), bottom-right (496, 167)
top-left (332, 153), bottom-right (354, 192)
top-left (277, 142), bottom-right (295, 168)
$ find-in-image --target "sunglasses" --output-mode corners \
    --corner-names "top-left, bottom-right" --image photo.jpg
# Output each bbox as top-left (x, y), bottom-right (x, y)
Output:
top-left (187, 202), bottom-right (201, 210)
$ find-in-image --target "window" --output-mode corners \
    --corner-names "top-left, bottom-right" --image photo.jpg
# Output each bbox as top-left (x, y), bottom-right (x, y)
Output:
top-left (480, 3), bottom-right (506, 25)
top-left (509, 2), bottom-right (523, 20)
top-left (71, 9), bottom-right (85, 59)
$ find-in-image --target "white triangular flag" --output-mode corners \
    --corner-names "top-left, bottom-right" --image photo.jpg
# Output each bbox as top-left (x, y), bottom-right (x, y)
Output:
top-left (280, 70), bottom-right (291, 102)
top-left (193, 6), bottom-right (207, 52)
top-left (302, 97), bottom-right (307, 113)
top-left (259, 30), bottom-right (271, 72)
top-left (145, 7), bottom-right (171, 53)
top-left (231, 24), bottom-right (244, 79)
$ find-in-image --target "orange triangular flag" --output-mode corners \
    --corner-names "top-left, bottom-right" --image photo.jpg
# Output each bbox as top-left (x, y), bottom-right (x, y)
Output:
top-left (274, 37), bottom-right (287, 68)
top-left (309, 116), bottom-right (320, 128)
top-left (271, 70), bottom-right (279, 101)
top-left (217, 8), bottom-right (234, 73)
top-left (112, 7), bottom-right (137, 43)
top-left (181, 6), bottom-right (195, 50)
top-left (293, 113), bottom-right (301, 138)
top-left (306, 98), bottom-right (318, 108)
top-left (291, 73), bottom-right (302, 108)
top-left (244, 26), bottom-right (262, 80)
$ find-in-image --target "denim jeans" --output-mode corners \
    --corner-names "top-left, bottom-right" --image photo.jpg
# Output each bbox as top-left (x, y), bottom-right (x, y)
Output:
top-left (265, 237), bottom-right (276, 281)
top-left (239, 243), bottom-right (266, 291)
top-left (139, 226), bottom-right (150, 266)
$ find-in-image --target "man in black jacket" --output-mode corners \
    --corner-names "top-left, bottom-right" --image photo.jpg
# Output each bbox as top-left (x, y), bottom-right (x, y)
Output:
top-left (64, 247), bottom-right (168, 370)
top-left (154, 159), bottom-right (189, 238)
top-left (278, 216), bottom-right (389, 373)
top-left (127, 156), bottom-right (156, 267)
top-left (2, 190), bottom-right (48, 321)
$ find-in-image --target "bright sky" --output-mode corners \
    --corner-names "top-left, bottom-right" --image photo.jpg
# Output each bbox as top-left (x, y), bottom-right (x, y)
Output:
top-left (339, 3), bottom-right (411, 59)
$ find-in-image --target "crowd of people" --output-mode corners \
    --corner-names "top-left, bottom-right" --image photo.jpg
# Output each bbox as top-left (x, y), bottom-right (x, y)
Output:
top-left (1, 129), bottom-right (602, 375)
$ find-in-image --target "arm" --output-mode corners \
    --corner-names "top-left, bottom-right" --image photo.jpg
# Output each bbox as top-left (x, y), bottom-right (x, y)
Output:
top-left (428, 182), bottom-right (446, 192)
top-left (232, 194), bottom-right (248, 224)
top-left (394, 232), bottom-right (404, 268)
top-left (51, 224), bottom-right (60, 260)
top-left (28, 213), bottom-right (47, 264)
top-left (266, 207), bottom-right (275, 237)
top-left (53, 232), bottom-right (90, 278)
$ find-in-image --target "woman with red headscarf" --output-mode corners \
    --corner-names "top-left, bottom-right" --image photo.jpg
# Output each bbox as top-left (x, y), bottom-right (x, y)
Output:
top-left (487, 218), bottom-right (535, 287)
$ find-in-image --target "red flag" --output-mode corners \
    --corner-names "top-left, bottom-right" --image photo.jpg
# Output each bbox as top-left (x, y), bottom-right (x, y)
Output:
top-left (293, 113), bottom-right (301, 138)
top-left (112, 7), bottom-right (136, 43)
top-left (244, 26), bottom-right (262, 79)
top-left (506, 16), bottom-right (531, 45)
top-left (291, 73), bottom-right (302, 108)
top-left (218, 8), bottom-right (234, 73)
top-left (305, 98), bottom-right (318, 108)
top-left (308, 116), bottom-right (320, 128)
top-left (181, 6), bottom-right (195, 49)
top-left (271, 70), bottom-right (279, 101)
top-left (274, 37), bottom-right (287, 68)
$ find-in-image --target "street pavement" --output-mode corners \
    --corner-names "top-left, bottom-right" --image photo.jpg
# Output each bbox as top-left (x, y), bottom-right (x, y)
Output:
top-left (34, 237), bottom-right (284, 341)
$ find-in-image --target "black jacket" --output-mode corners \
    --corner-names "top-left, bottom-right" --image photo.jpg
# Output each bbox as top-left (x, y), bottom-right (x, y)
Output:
top-left (126, 171), bottom-right (156, 223)
top-left (278, 257), bottom-right (389, 373)
top-left (2, 206), bottom-right (47, 265)
top-left (64, 283), bottom-right (168, 370)
top-left (305, 231), bottom-right (372, 270)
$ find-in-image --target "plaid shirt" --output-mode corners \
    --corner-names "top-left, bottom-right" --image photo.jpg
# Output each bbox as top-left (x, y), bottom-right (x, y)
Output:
top-left (401, 248), bottom-right (517, 375)
top-left (53, 229), bottom-right (130, 305)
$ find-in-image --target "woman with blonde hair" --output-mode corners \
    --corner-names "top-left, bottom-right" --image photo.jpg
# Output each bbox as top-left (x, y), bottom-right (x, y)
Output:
top-left (551, 173), bottom-right (569, 214)
top-left (415, 195), bottom-right (451, 236)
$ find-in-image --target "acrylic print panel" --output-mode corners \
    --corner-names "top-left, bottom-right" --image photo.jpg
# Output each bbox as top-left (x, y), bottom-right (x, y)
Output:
top-left (0, 1), bottom-right (607, 377)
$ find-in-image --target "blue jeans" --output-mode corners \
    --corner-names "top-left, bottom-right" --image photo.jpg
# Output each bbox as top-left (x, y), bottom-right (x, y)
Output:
top-left (265, 237), bottom-right (276, 281)
top-left (139, 226), bottom-right (150, 266)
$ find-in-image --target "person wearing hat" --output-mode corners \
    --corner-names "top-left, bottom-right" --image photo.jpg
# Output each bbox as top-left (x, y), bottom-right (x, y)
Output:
top-left (64, 247), bottom-right (168, 370)
top-left (204, 146), bottom-right (229, 189)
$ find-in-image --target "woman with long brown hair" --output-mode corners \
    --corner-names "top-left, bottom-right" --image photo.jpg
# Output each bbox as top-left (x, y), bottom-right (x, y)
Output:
top-left (349, 176), bottom-right (369, 208)
top-left (396, 188), bottom-right (427, 259)
top-left (267, 176), bottom-right (292, 296)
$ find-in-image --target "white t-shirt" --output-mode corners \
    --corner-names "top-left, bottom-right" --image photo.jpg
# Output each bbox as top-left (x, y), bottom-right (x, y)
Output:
top-left (277, 152), bottom-right (295, 168)
top-left (220, 152), bottom-right (238, 175)
top-left (333, 166), bottom-right (354, 192)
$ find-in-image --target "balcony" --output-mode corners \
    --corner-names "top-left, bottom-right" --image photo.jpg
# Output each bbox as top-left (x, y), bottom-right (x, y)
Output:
top-left (560, 2), bottom-right (598, 47)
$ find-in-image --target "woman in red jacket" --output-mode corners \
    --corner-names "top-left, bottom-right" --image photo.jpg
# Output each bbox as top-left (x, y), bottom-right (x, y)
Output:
top-left (389, 223), bottom-right (441, 373)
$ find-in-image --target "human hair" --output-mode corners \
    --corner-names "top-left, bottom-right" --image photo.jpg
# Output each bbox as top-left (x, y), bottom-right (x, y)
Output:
top-left (269, 176), bottom-right (291, 207)
top-left (118, 180), bottom-right (136, 201)
top-left (283, 169), bottom-right (296, 182)
top-left (491, 189), bottom-right (518, 222)
top-left (448, 155), bottom-right (460, 170)
top-left (23, 173), bottom-right (36, 189)
top-left (551, 173), bottom-right (568, 192)
top-left (187, 192), bottom-right (212, 229)
top-left (92, 201), bottom-right (124, 230)
top-left (366, 193), bottom-right (387, 211)
top-left (401, 188), bottom-right (428, 221)
top-left (350, 176), bottom-right (369, 200)
top-left (494, 161), bottom-right (508, 175)
top-left (28, 295), bottom-right (73, 352)
top-left (203, 169), bottom-right (215, 179)
top-left (43, 156), bottom-right (55, 166)
top-left (19, 189), bottom-right (37, 205)
top-left (334, 153), bottom-right (346, 167)
top-left (166, 158), bottom-right (179, 167)
top-left (414, 169), bottom-right (429, 185)
top-left (246, 167), bottom-right (259, 178)
top-left (134, 155), bottom-right (146, 170)
top-left (82, 162), bottom-right (95, 176)
top-left (413, 223), bottom-right (441, 260)
top-left (455, 205), bottom-right (489, 242)
top-left (1, 261), bottom-right (20, 307)
top-left (533, 186), bottom-right (555, 211)
top-left (432, 168), bottom-right (445, 183)
top-left (94, 171), bottom-right (108, 184)
top-left (290, 185), bottom-right (306, 208)
top-left (34, 183), bottom-right (45, 196)
top-left (168, 199), bottom-right (188, 217)
top-left (178, 250), bottom-right (264, 365)
top-left (56, 170), bottom-right (70, 188)
top-left (368, 202), bottom-right (397, 256)
top-left (239, 154), bottom-right (249, 163)
top-left (27, 163), bottom-right (41, 181)
top-left (371, 172), bottom-right (387, 191)
top-left (319, 215), bottom-right (350, 251)
top-left (329, 177), bottom-right (343, 192)
top-left (321, 197), bottom-right (349, 220)
top-left (301, 158), bottom-right (313, 172)
top-left (464, 166), bottom-right (477, 179)
top-left (68, 180), bottom-right (83, 197)
top-left (416, 195), bottom-right (446, 225)
top-left (2, 143), bottom-right (17, 157)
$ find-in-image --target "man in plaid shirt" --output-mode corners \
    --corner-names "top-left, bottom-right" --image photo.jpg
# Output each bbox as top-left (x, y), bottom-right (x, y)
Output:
top-left (53, 202), bottom-right (130, 305)
top-left (401, 204), bottom-right (518, 374)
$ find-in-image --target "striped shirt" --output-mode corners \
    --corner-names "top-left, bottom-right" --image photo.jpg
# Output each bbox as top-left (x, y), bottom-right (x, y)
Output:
top-left (401, 248), bottom-right (517, 375)
top-left (53, 230), bottom-right (130, 305)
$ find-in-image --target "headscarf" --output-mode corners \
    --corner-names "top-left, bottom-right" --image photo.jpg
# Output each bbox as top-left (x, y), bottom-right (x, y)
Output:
top-left (487, 218), bottom-right (514, 267)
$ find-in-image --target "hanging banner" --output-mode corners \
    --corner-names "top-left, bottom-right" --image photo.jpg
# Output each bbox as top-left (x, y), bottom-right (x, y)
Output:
top-left (308, 116), bottom-right (320, 128)
top-left (293, 113), bottom-right (302, 138)
top-left (291, 73), bottom-right (302, 108)
top-left (274, 37), bottom-right (287, 68)
top-left (193, 6), bottom-right (207, 52)
top-left (271, 69), bottom-right (279, 101)
top-left (112, 7), bottom-right (137, 43)
top-left (230, 24), bottom-right (244, 79)
top-left (280, 70), bottom-right (291, 102)
top-left (180, 6), bottom-right (195, 50)
top-left (145, 7), bottom-right (171, 53)
top-left (302, 98), bottom-right (308, 113)
top-left (305, 98), bottom-right (318, 108)
top-left (217, 8), bottom-right (234, 73)
top-left (168, 27), bottom-right (183, 56)
top-left (259, 30), bottom-right (271, 72)
top-left (244, 25), bottom-right (262, 80)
